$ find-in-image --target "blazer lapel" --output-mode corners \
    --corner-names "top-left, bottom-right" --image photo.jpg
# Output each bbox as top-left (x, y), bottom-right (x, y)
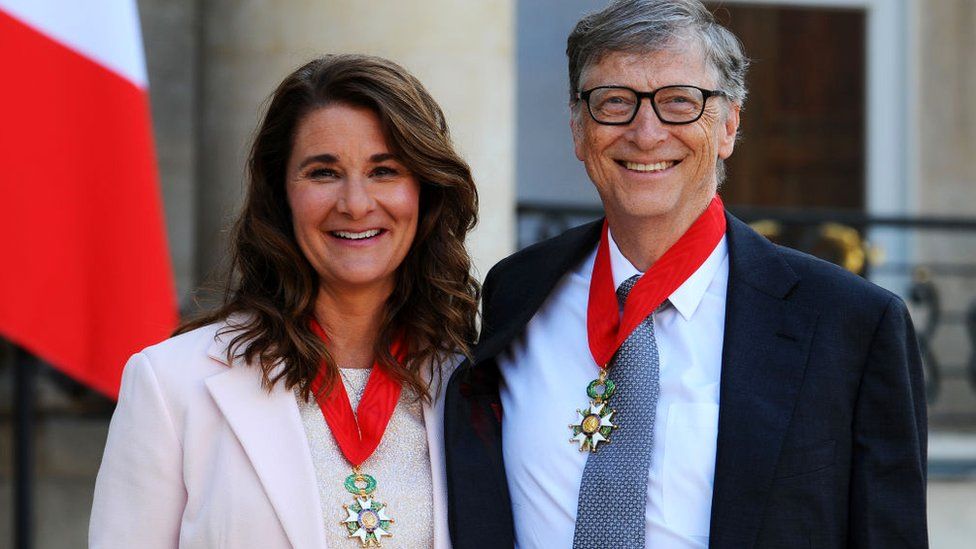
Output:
top-left (423, 359), bottom-right (455, 549)
top-left (445, 220), bottom-right (603, 548)
top-left (204, 335), bottom-right (327, 549)
top-left (709, 215), bottom-right (819, 548)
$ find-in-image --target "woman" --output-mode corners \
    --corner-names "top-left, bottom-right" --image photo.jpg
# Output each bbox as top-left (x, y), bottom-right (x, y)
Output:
top-left (89, 54), bottom-right (479, 549)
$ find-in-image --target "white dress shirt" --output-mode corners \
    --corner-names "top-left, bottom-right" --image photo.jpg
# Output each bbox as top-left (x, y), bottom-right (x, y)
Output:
top-left (498, 230), bottom-right (728, 549)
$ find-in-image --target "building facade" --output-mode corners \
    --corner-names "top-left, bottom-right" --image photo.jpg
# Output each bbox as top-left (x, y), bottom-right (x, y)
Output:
top-left (2, 0), bottom-right (975, 546)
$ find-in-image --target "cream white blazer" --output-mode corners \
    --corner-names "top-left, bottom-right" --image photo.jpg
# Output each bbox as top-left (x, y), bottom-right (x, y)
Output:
top-left (89, 321), bottom-right (453, 549)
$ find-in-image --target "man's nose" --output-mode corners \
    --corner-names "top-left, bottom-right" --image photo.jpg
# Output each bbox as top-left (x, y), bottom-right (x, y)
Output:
top-left (626, 98), bottom-right (669, 148)
top-left (336, 177), bottom-right (375, 219)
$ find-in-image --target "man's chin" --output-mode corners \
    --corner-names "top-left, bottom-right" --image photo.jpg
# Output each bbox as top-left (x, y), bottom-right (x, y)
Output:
top-left (605, 192), bottom-right (716, 229)
top-left (607, 196), bottom-right (684, 224)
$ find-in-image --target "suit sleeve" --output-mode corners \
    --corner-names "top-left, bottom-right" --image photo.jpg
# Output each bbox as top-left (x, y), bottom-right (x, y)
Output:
top-left (89, 352), bottom-right (186, 548)
top-left (849, 296), bottom-right (928, 548)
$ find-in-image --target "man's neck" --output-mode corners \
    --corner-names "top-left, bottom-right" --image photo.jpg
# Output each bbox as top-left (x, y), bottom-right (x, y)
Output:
top-left (607, 201), bottom-right (712, 272)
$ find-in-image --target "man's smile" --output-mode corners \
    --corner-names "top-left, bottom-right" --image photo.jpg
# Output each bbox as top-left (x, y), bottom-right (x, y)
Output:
top-left (619, 160), bottom-right (679, 173)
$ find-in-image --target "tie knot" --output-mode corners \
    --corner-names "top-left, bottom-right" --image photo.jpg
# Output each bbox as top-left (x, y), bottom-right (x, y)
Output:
top-left (616, 274), bottom-right (641, 307)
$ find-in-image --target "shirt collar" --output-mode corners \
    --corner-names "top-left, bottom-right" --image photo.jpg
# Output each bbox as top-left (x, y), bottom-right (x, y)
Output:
top-left (607, 228), bottom-right (728, 321)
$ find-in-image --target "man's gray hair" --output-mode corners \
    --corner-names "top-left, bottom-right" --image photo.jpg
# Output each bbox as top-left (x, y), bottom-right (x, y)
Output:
top-left (567, 0), bottom-right (749, 107)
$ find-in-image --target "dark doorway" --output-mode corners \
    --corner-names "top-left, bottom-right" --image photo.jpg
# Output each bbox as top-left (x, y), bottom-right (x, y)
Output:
top-left (708, 3), bottom-right (866, 210)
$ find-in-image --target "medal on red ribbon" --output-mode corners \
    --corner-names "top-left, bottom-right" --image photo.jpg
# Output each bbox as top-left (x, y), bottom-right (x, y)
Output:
top-left (309, 319), bottom-right (403, 547)
top-left (570, 196), bottom-right (727, 452)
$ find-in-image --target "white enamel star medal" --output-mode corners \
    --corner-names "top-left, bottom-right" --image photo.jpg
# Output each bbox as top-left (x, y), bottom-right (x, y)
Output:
top-left (569, 369), bottom-right (618, 452)
top-left (340, 468), bottom-right (394, 547)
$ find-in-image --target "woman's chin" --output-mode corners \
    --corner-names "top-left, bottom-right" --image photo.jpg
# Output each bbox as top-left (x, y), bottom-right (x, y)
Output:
top-left (318, 269), bottom-right (398, 294)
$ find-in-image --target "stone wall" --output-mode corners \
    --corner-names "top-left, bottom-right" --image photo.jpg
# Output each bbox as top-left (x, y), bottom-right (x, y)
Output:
top-left (914, 0), bottom-right (976, 421)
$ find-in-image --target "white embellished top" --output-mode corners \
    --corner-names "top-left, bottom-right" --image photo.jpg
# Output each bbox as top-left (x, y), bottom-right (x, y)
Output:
top-left (297, 367), bottom-right (434, 548)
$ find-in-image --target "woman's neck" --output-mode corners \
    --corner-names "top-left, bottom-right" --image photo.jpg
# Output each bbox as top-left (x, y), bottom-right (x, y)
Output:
top-left (314, 283), bottom-right (391, 369)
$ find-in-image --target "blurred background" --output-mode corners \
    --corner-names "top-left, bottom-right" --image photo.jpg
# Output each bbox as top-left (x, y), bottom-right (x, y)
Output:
top-left (1, 0), bottom-right (975, 546)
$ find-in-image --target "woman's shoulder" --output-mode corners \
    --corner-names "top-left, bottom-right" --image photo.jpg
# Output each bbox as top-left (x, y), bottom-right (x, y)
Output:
top-left (130, 319), bottom-right (243, 393)
top-left (421, 352), bottom-right (465, 401)
top-left (141, 321), bottom-right (225, 363)
top-left (422, 351), bottom-right (464, 378)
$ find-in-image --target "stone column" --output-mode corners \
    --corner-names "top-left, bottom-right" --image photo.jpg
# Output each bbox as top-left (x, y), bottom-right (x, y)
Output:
top-left (195, 0), bottom-right (516, 287)
top-left (916, 0), bottom-right (976, 218)
top-left (913, 0), bottom-right (976, 418)
top-left (139, 0), bottom-right (199, 304)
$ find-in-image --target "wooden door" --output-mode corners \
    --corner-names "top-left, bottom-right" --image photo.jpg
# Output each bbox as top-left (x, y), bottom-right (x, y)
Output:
top-left (708, 4), bottom-right (866, 210)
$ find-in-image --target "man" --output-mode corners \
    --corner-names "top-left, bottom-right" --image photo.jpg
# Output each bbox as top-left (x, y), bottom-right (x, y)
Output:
top-left (445, 1), bottom-right (928, 547)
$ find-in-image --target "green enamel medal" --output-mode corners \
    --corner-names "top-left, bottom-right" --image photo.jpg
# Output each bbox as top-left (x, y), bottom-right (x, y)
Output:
top-left (340, 469), bottom-right (395, 547)
top-left (569, 369), bottom-right (618, 452)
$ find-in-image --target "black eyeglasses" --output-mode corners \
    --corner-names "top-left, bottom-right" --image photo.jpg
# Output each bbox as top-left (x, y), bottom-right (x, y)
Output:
top-left (578, 85), bottom-right (728, 125)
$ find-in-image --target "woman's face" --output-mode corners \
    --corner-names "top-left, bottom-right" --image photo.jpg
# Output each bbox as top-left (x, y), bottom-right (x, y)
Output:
top-left (285, 103), bottom-right (420, 296)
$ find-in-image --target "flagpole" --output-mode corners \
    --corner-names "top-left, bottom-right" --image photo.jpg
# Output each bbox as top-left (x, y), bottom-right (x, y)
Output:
top-left (13, 344), bottom-right (35, 549)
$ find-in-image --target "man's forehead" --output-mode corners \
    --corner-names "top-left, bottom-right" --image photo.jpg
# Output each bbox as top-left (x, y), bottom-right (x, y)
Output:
top-left (580, 41), bottom-right (713, 86)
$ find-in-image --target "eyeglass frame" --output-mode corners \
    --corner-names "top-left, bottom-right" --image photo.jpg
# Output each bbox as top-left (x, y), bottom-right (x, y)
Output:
top-left (577, 84), bottom-right (729, 126)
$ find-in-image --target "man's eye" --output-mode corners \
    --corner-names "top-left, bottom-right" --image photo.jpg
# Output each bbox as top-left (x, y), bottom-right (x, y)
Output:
top-left (601, 95), bottom-right (633, 106)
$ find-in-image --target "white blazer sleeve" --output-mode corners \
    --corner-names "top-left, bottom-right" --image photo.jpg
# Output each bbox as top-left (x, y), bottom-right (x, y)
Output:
top-left (89, 352), bottom-right (186, 548)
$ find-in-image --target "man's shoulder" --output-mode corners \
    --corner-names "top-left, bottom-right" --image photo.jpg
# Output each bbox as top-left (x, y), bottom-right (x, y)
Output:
top-left (475, 220), bottom-right (602, 354)
top-left (486, 219), bottom-right (602, 286)
top-left (773, 242), bottom-right (900, 311)
top-left (728, 215), bottom-right (901, 323)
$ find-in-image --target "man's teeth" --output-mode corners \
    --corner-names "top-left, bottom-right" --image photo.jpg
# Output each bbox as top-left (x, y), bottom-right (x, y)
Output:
top-left (333, 229), bottom-right (382, 240)
top-left (624, 160), bottom-right (675, 172)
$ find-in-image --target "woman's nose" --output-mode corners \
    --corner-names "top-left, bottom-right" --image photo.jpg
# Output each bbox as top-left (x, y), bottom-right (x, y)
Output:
top-left (336, 177), bottom-right (375, 218)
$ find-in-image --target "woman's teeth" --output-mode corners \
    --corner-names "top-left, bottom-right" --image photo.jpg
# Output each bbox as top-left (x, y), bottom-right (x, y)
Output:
top-left (332, 229), bottom-right (381, 240)
top-left (624, 160), bottom-right (675, 172)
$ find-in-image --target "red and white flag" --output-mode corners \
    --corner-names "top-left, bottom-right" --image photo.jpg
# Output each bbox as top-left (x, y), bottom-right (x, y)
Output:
top-left (0, 0), bottom-right (177, 398)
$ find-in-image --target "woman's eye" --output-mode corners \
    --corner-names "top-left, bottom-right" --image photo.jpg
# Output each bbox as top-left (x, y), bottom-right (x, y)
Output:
top-left (307, 167), bottom-right (338, 179)
top-left (371, 166), bottom-right (400, 178)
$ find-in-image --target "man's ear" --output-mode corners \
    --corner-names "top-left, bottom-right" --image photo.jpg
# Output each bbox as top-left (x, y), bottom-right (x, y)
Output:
top-left (570, 110), bottom-right (585, 162)
top-left (718, 103), bottom-right (740, 160)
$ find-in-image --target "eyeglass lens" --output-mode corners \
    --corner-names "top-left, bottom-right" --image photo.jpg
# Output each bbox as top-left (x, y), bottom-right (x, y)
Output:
top-left (587, 86), bottom-right (706, 124)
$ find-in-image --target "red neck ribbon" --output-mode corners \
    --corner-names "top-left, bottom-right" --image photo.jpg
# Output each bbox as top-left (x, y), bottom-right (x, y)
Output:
top-left (309, 319), bottom-right (403, 467)
top-left (587, 195), bottom-right (726, 367)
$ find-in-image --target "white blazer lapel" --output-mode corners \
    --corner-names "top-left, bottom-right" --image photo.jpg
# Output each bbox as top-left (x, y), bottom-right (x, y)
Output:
top-left (423, 358), bottom-right (459, 549)
top-left (205, 337), bottom-right (327, 549)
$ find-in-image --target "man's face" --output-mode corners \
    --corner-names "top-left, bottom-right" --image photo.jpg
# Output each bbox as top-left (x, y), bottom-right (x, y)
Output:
top-left (571, 44), bottom-right (740, 227)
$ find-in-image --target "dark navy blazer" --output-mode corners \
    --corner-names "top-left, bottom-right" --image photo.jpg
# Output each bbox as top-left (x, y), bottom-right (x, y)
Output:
top-left (445, 212), bottom-right (928, 548)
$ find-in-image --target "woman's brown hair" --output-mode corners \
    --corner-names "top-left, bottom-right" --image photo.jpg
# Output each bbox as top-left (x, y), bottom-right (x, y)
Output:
top-left (178, 54), bottom-right (479, 402)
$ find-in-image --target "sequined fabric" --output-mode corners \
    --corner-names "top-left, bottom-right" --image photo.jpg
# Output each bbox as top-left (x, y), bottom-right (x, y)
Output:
top-left (298, 368), bottom-right (433, 548)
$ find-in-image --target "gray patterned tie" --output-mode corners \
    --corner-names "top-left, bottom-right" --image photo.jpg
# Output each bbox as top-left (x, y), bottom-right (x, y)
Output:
top-left (572, 274), bottom-right (660, 549)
